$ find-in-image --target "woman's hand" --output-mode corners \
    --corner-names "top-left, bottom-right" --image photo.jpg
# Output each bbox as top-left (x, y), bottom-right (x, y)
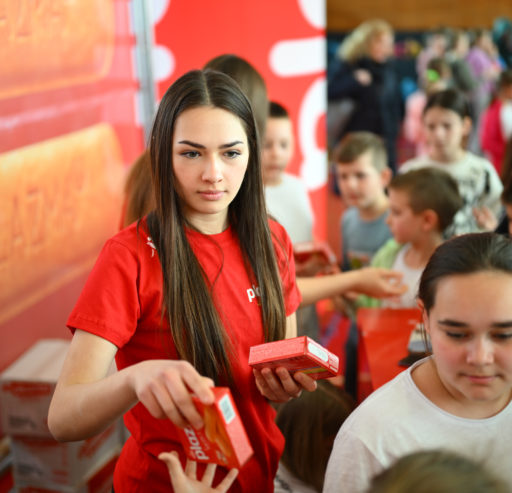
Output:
top-left (352, 267), bottom-right (407, 299)
top-left (354, 69), bottom-right (372, 86)
top-left (129, 360), bottom-right (215, 430)
top-left (253, 367), bottom-right (317, 403)
top-left (159, 451), bottom-right (238, 493)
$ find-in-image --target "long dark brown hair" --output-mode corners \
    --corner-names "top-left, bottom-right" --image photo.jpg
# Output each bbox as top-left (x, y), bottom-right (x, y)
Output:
top-left (147, 69), bottom-right (287, 383)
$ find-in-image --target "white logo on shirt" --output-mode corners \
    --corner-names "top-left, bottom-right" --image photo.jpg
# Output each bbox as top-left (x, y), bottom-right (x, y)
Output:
top-left (247, 284), bottom-right (261, 304)
top-left (147, 236), bottom-right (156, 257)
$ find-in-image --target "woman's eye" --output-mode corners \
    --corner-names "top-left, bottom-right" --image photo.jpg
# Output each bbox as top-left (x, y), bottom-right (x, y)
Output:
top-left (181, 150), bottom-right (200, 158)
top-left (224, 150), bottom-right (241, 158)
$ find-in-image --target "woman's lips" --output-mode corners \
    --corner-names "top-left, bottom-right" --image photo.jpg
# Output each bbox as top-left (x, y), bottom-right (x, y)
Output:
top-left (199, 190), bottom-right (225, 200)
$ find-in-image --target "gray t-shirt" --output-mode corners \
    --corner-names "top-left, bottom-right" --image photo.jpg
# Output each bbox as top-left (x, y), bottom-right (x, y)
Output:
top-left (341, 207), bottom-right (392, 271)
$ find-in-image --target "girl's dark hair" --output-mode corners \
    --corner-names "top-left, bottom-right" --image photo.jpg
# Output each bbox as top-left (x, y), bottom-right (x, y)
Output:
top-left (423, 88), bottom-right (471, 119)
top-left (122, 149), bottom-right (154, 228)
top-left (418, 233), bottom-right (512, 313)
top-left (148, 69), bottom-right (286, 382)
top-left (276, 381), bottom-right (355, 492)
top-left (204, 54), bottom-right (268, 139)
top-left (368, 450), bottom-right (509, 493)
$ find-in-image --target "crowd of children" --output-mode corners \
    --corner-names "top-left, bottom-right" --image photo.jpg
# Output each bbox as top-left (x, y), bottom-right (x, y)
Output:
top-left (47, 16), bottom-right (512, 493)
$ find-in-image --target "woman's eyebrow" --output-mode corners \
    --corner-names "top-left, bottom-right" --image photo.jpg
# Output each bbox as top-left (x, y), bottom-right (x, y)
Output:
top-left (219, 140), bottom-right (244, 148)
top-left (491, 321), bottom-right (512, 329)
top-left (176, 140), bottom-right (244, 149)
top-left (177, 140), bottom-right (205, 148)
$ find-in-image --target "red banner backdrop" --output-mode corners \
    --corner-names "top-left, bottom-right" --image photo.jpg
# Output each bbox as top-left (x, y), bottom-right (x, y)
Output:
top-left (152, 0), bottom-right (328, 240)
top-left (0, 0), bottom-right (144, 373)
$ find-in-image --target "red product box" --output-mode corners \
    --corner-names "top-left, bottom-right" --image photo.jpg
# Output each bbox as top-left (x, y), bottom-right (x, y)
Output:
top-left (293, 241), bottom-right (337, 265)
top-left (248, 336), bottom-right (340, 380)
top-left (175, 387), bottom-right (253, 469)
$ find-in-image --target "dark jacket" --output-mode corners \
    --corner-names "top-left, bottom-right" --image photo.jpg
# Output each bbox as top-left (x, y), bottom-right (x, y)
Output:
top-left (328, 56), bottom-right (403, 171)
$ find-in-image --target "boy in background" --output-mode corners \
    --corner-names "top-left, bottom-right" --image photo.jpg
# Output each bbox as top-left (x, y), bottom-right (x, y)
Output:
top-left (263, 101), bottom-right (315, 246)
top-left (334, 132), bottom-right (393, 272)
top-left (360, 167), bottom-right (463, 308)
top-left (262, 101), bottom-right (327, 340)
top-left (333, 132), bottom-right (393, 398)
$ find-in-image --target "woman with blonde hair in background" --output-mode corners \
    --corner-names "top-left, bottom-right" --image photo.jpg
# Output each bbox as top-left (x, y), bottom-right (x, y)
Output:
top-left (328, 19), bottom-right (402, 173)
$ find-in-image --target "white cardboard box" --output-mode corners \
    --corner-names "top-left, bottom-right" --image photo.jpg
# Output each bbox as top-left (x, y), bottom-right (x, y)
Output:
top-left (14, 447), bottom-right (119, 493)
top-left (11, 423), bottom-right (122, 491)
top-left (0, 339), bottom-right (70, 438)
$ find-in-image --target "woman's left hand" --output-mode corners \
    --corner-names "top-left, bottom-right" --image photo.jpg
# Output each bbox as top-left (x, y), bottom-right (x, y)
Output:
top-left (158, 451), bottom-right (238, 493)
top-left (253, 367), bottom-right (317, 402)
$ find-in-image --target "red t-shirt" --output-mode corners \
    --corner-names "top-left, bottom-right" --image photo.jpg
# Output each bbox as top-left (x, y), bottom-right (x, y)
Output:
top-left (67, 218), bottom-right (300, 492)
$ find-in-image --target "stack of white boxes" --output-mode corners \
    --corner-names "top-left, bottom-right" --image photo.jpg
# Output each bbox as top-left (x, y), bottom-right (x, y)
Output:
top-left (0, 339), bottom-right (122, 493)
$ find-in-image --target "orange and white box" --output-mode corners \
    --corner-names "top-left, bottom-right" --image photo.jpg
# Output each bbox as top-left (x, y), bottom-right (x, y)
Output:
top-left (176, 387), bottom-right (253, 469)
top-left (249, 336), bottom-right (340, 380)
top-left (0, 339), bottom-right (70, 438)
top-left (11, 423), bottom-right (122, 491)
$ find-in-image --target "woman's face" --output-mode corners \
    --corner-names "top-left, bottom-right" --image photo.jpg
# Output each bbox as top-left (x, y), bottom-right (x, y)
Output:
top-left (423, 271), bottom-right (512, 415)
top-left (172, 106), bottom-right (249, 233)
top-left (368, 31), bottom-right (394, 63)
top-left (423, 106), bottom-right (471, 162)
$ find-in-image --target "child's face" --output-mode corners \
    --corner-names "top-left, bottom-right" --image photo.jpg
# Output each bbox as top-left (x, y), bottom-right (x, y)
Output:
top-left (423, 271), bottom-right (512, 415)
top-left (335, 151), bottom-right (389, 211)
top-left (386, 188), bottom-right (425, 244)
top-left (262, 117), bottom-right (294, 185)
top-left (423, 107), bottom-right (471, 162)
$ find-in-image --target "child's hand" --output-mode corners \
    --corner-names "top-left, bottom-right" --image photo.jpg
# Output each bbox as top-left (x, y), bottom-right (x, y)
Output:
top-left (473, 206), bottom-right (498, 231)
top-left (253, 367), bottom-right (317, 403)
top-left (353, 267), bottom-right (407, 299)
top-left (158, 451), bottom-right (238, 493)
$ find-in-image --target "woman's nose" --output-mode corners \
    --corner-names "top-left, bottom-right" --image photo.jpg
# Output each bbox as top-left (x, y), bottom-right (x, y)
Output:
top-left (202, 156), bottom-right (222, 182)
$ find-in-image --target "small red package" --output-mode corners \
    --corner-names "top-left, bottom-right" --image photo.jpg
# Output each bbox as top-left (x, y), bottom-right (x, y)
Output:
top-left (175, 387), bottom-right (253, 469)
top-left (248, 336), bottom-right (340, 380)
top-left (293, 241), bottom-right (337, 265)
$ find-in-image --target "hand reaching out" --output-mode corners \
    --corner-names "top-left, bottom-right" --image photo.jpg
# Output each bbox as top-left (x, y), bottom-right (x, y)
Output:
top-left (159, 452), bottom-right (238, 493)
top-left (352, 267), bottom-right (407, 299)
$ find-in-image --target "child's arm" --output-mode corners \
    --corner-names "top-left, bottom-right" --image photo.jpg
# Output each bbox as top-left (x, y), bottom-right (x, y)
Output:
top-left (48, 330), bottom-right (214, 442)
top-left (296, 268), bottom-right (405, 306)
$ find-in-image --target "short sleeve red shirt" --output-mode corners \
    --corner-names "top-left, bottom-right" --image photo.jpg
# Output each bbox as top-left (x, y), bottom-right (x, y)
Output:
top-left (67, 218), bottom-right (300, 492)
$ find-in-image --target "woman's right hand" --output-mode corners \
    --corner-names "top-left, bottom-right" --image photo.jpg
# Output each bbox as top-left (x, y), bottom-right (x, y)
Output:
top-left (129, 360), bottom-right (215, 430)
top-left (354, 69), bottom-right (372, 86)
